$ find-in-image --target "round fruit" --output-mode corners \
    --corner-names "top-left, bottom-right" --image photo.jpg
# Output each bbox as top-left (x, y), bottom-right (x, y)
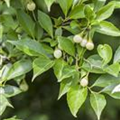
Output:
top-left (86, 42), bottom-right (94, 50)
top-left (73, 34), bottom-right (82, 43)
top-left (27, 1), bottom-right (36, 11)
top-left (80, 39), bottom-right (87, 47)
top-left (80, 78), bottom-right (88, 87)
top-left (54, 49), bottom-right (62, 59)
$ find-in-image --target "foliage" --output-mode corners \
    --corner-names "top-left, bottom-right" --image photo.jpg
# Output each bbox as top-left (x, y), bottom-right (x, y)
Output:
top-left (0, 0), bottom-right (120, 120)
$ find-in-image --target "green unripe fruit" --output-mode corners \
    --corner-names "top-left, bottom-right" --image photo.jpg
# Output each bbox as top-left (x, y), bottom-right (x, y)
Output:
top-left (54, 49), bottom-right (62, 59)
top-left (27, 1), bottom-right (36, 11)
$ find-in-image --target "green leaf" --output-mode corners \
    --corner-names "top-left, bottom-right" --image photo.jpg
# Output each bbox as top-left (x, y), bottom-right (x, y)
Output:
top-left (44, 0), bottom-right (56, 11)
top-left (17, 10), bottom-right (35, 37)
top-left (1, 85), bottom-right (22, 97)
top-left (6, 59), bottom-right (32, 81)
top-left (97, 44), bottom-right (112, 65)
top-left (4, 0), bottom-right (10, 7)
top-left (38, 10), bottom-right (53, 37)
top-left (67, 85), bottom-right (87, 117)
top-left (93, 74), bottom-right (120, 87)
top-left (0, 95), bottom-right (13, 116)
top-left (104, 63), bottom-right (120, 77)
top-left (0, 64), bottom-right (12, 82)
top-left (32, 56), bottom-right (55, 81)
top-left (84, 5), bottom-right (96, 21)
top-left (34, 22), bottom-right (43, 40)
top-left (96, 21), bottom-right (120, 36)
top-left (58, 36), bottom-right (75, 56)
top-left (57, 0), bottom-right (73, 16)
top-left (8, 39), bottom-right (47, 57)
top-left (101, 84), bottom-right (120, 99)
top-left (4, 116), bottom-right (22, 120)
top-left (53, 59), bottom-right (76, 82)
top-left (58, 72), bottom-right (79, 99)
top-left (93, 0), bottom-right (106, 11)
top-left (69, 4), bottom-right (85, 19)
top-left (0, 24), bottom-right (3, 40)
top-left (82, 55), bottom-right (105, 74)
top-left (96, 2), bottom-right (115, 21)
top-left (114, 46), bottom-right (120, 63)
top-left (90, 93), bottom-right (106, 120)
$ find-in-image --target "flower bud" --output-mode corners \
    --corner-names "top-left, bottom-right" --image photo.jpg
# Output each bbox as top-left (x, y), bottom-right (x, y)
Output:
top-left (73, 34), bottom-right (82, 43)
top-left (54, 49), bottom-right (62, 59)
top-left (80, 77), bottom-right (88, 87)
top-left (80, 39), bottom-right (87, 47)
top-left (86, 41), bottom-right (94, 50)
top-left (27, 1), bottom-right (36, 11)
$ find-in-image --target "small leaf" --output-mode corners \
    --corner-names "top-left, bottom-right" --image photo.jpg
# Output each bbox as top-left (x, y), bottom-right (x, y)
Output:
top-left (93, 74), bottom-right (120, 87)
top-left (96, 21), bottom-right (120, 36)
top-left (69, 4), bottom-right (85, 19)
top-left (104, 63), bottom-right (120, 77)
top-left (58, 36), bottom-right (75, 56)
top-left (57, 0), bottom-right (73, 16)
top-left (67, 85), bottom-right (87, 117)
top-left (44, 0), bottom-right (56, 11)
top-left (7, 59), bottom-right (32, 81)
top-left (0, 95), bottom-right (13, 116)
top-left (112, 84), bottom-right (120, 94)
top-left (32, 56), bottom-right (55, 81)
top-left (2, 85), bottom-right (22, 97)
top-left (17, 10), bottom-right (35, 37)
top-left (58, 72), bottom-right (79, 99)
top-left (93, 0), bottom-right (106, 11)
top-left (97, 44), bottom-right (112, 65)
top-left (38, 10), bottom-right (53, 37)
top-left (114, 46), bottom-right (120, 63)
top-left (53, 59), bottom-right (76, 82)
top-left (8, 39), bottom-right (47, 57)
top-left (0, 24), bottom-right (3, 40)
top-left (82, 55), bottom-right (105, 74)
top-left (96, 2), bottom-right (115, 21)
top-left (90, 93), bottom-right (106, 120)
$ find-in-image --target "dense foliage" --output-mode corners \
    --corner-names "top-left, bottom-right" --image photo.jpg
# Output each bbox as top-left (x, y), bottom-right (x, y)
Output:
top-left (1, 0), bottom-right (120, 120)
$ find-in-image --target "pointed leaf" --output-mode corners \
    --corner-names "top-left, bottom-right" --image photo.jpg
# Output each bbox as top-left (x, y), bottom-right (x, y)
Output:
top-left (90, 93), bottom-right (106, 120)
top-left (67, 85), bottom-right (87, 117)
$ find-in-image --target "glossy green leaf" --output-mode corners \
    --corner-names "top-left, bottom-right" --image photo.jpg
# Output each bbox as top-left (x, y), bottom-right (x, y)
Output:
top-left (0, 95), bottom-right (13, 116)
top-left (58, 72), bottom-right (79, 99)
top-left (44, 0), bottom-right (55, 11)
top-left (58, 36), bottom-right (75, 56)
top-left (96, 2), bottom-right (115, 21)
top-left (93, 74), bottom-right (120, 87)
top-left (97, 44), bottom-right (112, 65)
top-left (90, 93), bottom-right (106, 120)
top-left (82, 55), bottom-right (105, 74)
top-left (8, 39), bottom-right (47, 57)
top-left (32, 56), bottom-right (55, 81)
top-left (38, 10), bottom-right (53, 37)
top-left (1, 85), bottom-right (22, 97)
top-left (7, 59), bottom-right (32, 81)
top-left (96, 21), bottom-right (120, 36)
top-left (17, 10), bottom-right (35, 37)
top-left (69, 4), bottom-right (85, 19)
top-left (53, 59), bottom-right (76, 82)
top-left (93, 0), bottom-right (106, 11)
top-left (114, 46), bottom-right (120, 63)
top-left (67, 85), bottom-right (87, 117)
top-left (101, 84), bottom-right (120, 99)
top-left (104, 63), bottom-right (119, 77)
top-left (57, 0), bottom-right (73, 16)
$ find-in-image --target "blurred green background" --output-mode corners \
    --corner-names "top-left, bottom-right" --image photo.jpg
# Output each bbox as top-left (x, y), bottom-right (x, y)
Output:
top-left (1, 0), bottom-right (120, 120)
